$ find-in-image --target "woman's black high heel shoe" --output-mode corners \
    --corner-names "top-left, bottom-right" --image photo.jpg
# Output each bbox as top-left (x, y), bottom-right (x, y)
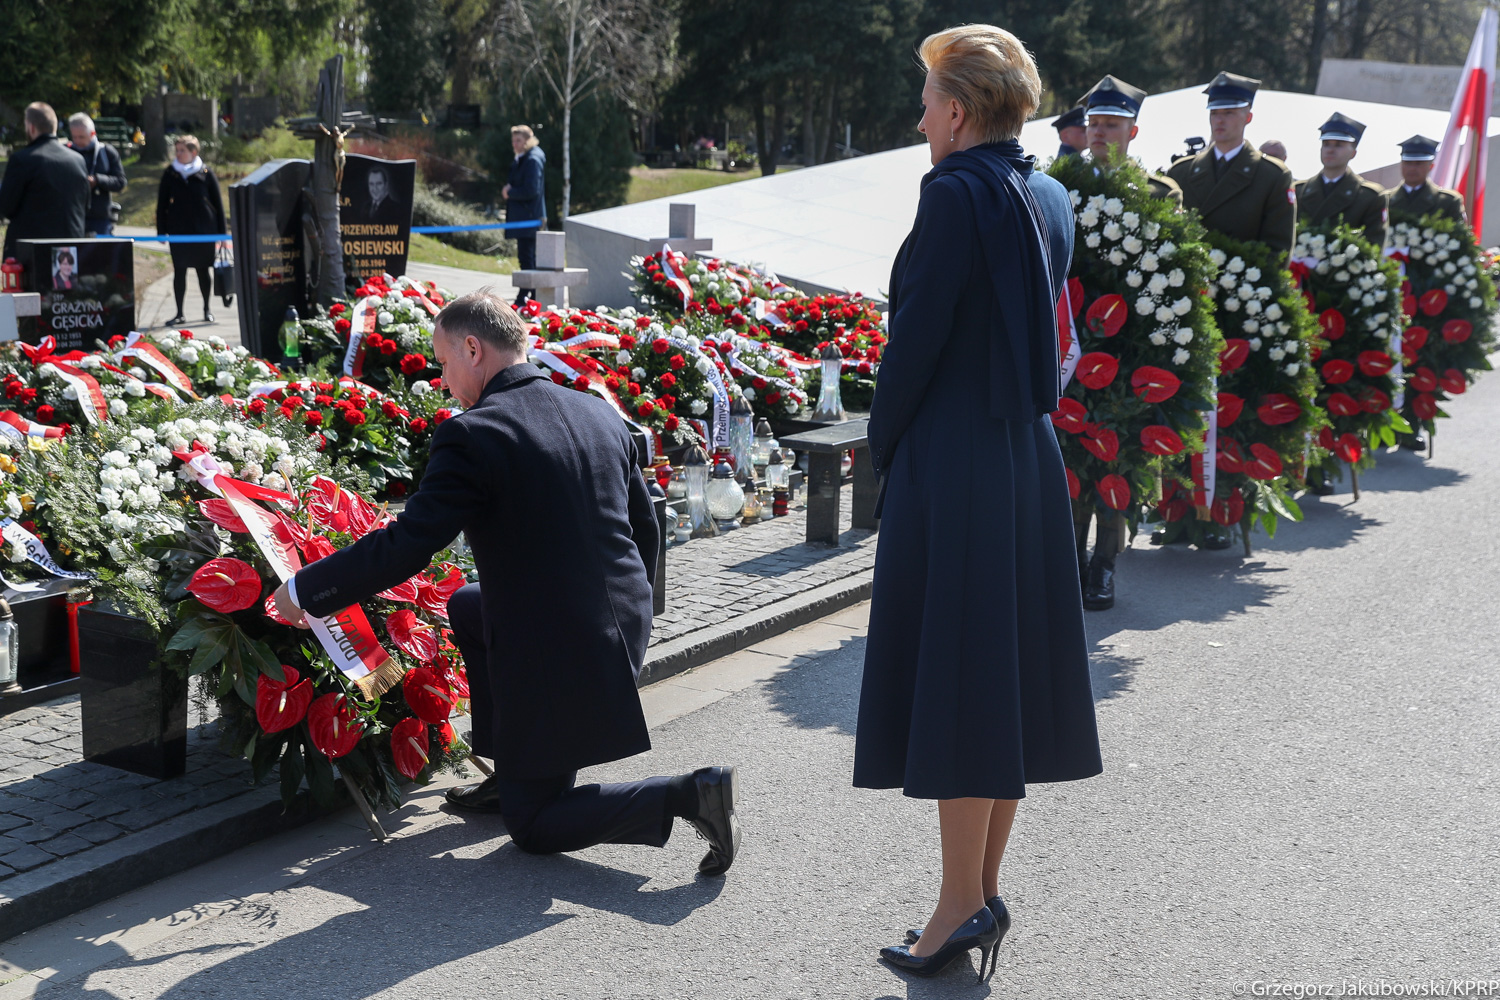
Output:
top-left (906, 894), bottom-right (1011, 947)
top-left (880, 905), bottom-right (1000, 982)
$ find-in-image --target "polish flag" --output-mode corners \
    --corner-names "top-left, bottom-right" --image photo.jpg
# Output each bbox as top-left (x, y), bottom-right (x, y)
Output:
top-left (1433, 8), bottom-right (1497, 229)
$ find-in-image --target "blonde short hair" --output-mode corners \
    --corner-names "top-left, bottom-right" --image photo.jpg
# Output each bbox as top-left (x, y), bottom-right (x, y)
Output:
top-left (919, 25), bottom-right (1041, 144)
top-left (511, 124), bottom-right (540, 150)
top-left (175, 134), bottom-right (201, 154)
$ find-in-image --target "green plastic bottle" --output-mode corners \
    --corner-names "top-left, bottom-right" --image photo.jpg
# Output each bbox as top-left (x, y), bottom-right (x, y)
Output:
top-left (280, 306), bottom-right (301, 361)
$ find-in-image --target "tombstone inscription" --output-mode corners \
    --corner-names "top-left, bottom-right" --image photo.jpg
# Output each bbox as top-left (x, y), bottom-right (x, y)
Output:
top-left (230, 159), bottom-right (311, 361)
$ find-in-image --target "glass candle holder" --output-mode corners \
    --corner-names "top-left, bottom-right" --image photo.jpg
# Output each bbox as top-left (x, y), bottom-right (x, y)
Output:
top-left (706, 460), bottom-right (744, 528)
top-left (812, 343), bottom-right (846, 422)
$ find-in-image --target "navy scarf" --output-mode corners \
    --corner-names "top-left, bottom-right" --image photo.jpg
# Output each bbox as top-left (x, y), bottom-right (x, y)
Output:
top-left (925, 141), bottom-right (1060, 419)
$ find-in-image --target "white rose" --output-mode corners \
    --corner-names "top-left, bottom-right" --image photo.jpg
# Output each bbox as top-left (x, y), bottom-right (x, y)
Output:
top-left (1103, 197), bottom-right (1124, 217)
top-left (1143, 222), bottom-right (1160, 239)
top-left (1361, 293), bottom-right (1376, 307)
top-left (1121, 211), bottom-right (1140, 230)
top-left (1268, 347), bottom-right (1285, 361)
top-left (1243, 320), bottom-right (1260, 334)
top-left (1103, 222), bottom-right (1123, 242)
top-left (1219, 274), bottom-right (1238, 290)
top-left (1207, 247), bottom-right (1225, 267)
top-left (1245, 300), bottom-right (1262, 316)
top-left (1245, 267), bottom-right (1261, 282)
top-left (1255, 286), bottom-right (1273, 302)
top-left (1284, 363), bottom-right (1300, 376)
top-left (1264, 303), bottom-right (1283, 321)
top-left (742, 387), bottom-right (756, 400)
top-left (1107, 249), bottom-right (1126, 266)
top-left (1173, 348), bottom-right (1190, 365)
top-left (1223, 298), bottom-right (1241, 312)
top-left (1281, 340), bottom-right (1298, 354)
top-left (1069, 189), bottom-right (1082, 207)
top-left (1078, 209), bottom-right (1100, 229)
top-left (1227, 257), bottom-right (1245, 273)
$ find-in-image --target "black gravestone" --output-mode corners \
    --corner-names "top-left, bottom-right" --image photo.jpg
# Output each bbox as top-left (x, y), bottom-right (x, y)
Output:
top-left (16, 238), bottom-right (134, 350)
top-left (230, 158), bottom-right (311, 361)
top-left (340, 154), bottom-right (416, 285)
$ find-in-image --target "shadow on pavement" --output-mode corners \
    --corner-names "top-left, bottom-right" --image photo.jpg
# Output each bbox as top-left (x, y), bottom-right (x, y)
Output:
top-left (727, 528), bottom-right (875, 576)
top-left (1357, 448), bottom-right (1468, 493)
top-left (85, 819), bottom-right (722, 1000)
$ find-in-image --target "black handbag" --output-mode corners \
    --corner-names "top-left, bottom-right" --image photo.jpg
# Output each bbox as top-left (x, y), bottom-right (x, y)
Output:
top-left (213, 245), bottom-right (234, 306)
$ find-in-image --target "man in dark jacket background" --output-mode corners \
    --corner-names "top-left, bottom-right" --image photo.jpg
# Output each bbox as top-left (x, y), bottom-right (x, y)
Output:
top-left (503, 124), bottom-right (546, 308)
top-left (0, 103), bottom-right (87, 258)
top-left (66, 113), bottom-right (127, 237)
top-left (272, 289), bottom-right (741, 876)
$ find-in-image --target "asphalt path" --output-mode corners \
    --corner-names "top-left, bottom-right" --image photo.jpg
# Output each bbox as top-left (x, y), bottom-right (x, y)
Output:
top-left (18, 364), bottom-right (1500, 999)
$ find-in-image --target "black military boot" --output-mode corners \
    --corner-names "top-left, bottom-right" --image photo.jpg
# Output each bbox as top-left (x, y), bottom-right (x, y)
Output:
top-left (1083, 515), bottom-right (1120, 611)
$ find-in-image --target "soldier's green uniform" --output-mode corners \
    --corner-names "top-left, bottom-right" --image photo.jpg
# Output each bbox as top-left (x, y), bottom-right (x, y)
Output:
top-left (1294, 112), bottom-right (1388, 246)
top-left (1166, 72), bottom-right (1296, 253)
top-left (1385, 134), bottom-right (1467, 226)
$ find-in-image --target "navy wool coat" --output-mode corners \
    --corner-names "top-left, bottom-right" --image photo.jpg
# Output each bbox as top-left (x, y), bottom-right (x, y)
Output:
top-left (296, 364), bottom-right (659, 779)
top-left (852, 143), bottom-right (1103, 800)
top-left (506, 147), bottom-right (547, 224)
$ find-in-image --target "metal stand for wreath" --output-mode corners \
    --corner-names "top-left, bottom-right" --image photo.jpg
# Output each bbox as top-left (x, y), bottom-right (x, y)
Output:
top-left (341, 772), bottom-right (389, 840)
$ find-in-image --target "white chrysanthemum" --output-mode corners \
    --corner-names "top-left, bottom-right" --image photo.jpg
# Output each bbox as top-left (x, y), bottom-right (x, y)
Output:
top-left (1140, 252), bottom-right (1160, 272)
top-left (1264, 303), bottom-right (1283, 321)
top-left (1078, 209), bottom-right (1100, 229)
top-left (1223, 298), bottom-right (1241, 312)
top-left (1121, 235), bottom-right (1144, 255)
top-left (1121, 211), bottom-right (1140, 230)
top-left (1245, 267), bottom-right (1262, 282)
top-left (1107, 248), bottom-right (1126, 266)
top-left (1282, 340), bottom-right (1298, 355)
top-left (1236, 284), bottom-right (1255, 301)
top-left (1245, 299), bottom-right (1262, 316)
top-left (1173, 348), bottom-right (1190, 365)
top-left (1268, 347), bottom-right (1285, 361)
top-left (1284, 363), bottom-right (1300, 376)
top-left (1143, 221), bottom-right (1160, 239)
top-left (1207, 247), bottom-right (1226, 267)
top-left (1255, 286), bottom-right (1273, 301)
top-left (1102, 222), bottom-right (1123, 242)
top-left (1227, 257), bottom-right (1245, 274)
top-left (1243, 320), bottom-right (1260, 334)
top-left (1069, 189), bottom-right (1082, 207)
top-left (1219, 274), bottom-right (1238, 291)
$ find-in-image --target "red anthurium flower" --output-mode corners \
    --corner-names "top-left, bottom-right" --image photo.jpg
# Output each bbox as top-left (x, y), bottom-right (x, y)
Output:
top-left (264, 593), bottom-right (297, 626)
top-left (1320, 359), bottom-right (1354, 385)
top-left (1413, 392), bottom-right (1439, 420)
top-left (1441, 318), bottom-right (1472, 344)
top-left (402, 666), bottom-right (453, 724)
top-left (1097, 474), bottom-right (1131, 510)
top-left (198, 498), bottom-right (250, 533)
top-left (1356, 351), bottom-right (1394, 377)
top-left (441, 658), bottom-right (470, 700)
top-left (1217, 392), bottom-right (1245, 426)
top-left (300, 534), bottom-right (336, 563)
top-left (1335, 433), bottom-right (1363, 464)
top-left (256, 665), bottom-right (313, 734)
top-left (1325, 392), bottom-right (1362, 418)
top-left (186, 558), bottom-right (262, 612)
top-left (1418, 289), bottom-right (1448, 316)
top-left (1216, 437), bottom-right (1245, 474)
top-left (378, 578), bottom-right (421, 603)
top-left (391, 717), bottom-right (430, 780)
top-left (437, 720), bottom-right (456, 751)
top-left (1065, 467), bottom-right (1080, 499)
top-left (1085, 294), bottom-right (1129, 336)
top-left (1081, 427), bottom-right (1120, 463)
top-left (1317, 426), bottom-right (1335, 450)
top-left (1076, 352), bottom-right (1119, 390)
top-left (1358, 387), bottom-right (1391, 413)
top-left (304, 476), bottom-right (353, 533)
top-left (1439, 369), bottom-right (1467, 395)
top-left (1257, 393), bottom-right (1302, 426)
top-left (1303, 291), bottom-right (1317, 313)
top-left (1140, 425), bottom-right (1184, 456)
top-left (1067, 277), bottom-right (1084, 317)
top-left (307, 693), bottom-right (363, 760)
top-left (1219, 339), bottom-right (1250, 373)
top-left (1158, 495), bottom-right (1191, 522)
top-left (1404, 326), bottom-right (1429, 353)
top-left (1408, 367), bottom-right (1439, 393)
top-left (414, 564), bottom-right (466, 618)
top-left (1051, 397), bottom-right (1088, 434)
top-left (387, 610), bottom-right (440, 663)
top-left (1130, 366), bottom-right (1181, 403)
top-left (1243, 444), bottom-right (1284, 481)
top-left (1212, 488), bottom-right (1245, 526)
top-left (1319, 309), bottom-right (1346, 340)
top-left (1402, 292), bottom-right (1417, 318)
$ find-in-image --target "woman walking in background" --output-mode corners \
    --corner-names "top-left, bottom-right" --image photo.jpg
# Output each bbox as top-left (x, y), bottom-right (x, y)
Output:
top-left (853, 24), bottom-right (1103, 982)
top-left (156, 135), bottom-right (225, 325)
top-left (503, 124), bottom-right (546, 309)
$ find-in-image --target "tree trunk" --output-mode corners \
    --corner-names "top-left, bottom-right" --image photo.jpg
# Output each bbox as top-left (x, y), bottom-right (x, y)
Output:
top-left (801, 84), bottom-right (816, 166)
top-left (770, 89), bottom-right (787, 176)
top-left (1308, 0), bottom-right (1330, 91)
top-left (451, 51), bottom-right (472, 107)
top-left (561, 0), bottom-right (578, 221)
top-left (815, 81), bottom-right (835, 164)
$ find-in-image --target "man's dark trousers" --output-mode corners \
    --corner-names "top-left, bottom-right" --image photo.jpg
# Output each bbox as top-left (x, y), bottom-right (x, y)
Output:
top-left (449, 583), bottom-right (672, 853)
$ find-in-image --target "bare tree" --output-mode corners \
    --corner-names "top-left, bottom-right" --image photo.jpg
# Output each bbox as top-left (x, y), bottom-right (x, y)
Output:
top-left (494, 0), bottom-right (664, 221)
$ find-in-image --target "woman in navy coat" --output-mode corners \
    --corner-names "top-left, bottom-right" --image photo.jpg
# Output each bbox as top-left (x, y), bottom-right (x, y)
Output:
top-left (855, 25), bottom-right (1103, 981)
top-left (503, 124), bottom-right (546, 308)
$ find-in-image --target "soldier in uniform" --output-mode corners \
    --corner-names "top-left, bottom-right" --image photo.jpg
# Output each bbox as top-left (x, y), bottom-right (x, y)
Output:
top-left (1054, 104), bottom-right (1086, 158)
top-left (1080, 74), bottom-right (1182, 207)
top-left (1166, 71), bottom-right (1296, 253)
top-left (1294, 112), bottom-right (1388, 247)
top-left (1386, 135), bottom-right (1467, 226)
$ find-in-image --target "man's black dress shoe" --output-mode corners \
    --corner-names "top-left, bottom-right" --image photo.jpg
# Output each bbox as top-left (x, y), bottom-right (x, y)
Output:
top-left (684, 765), bottom-right (740, 876)
top-left (445, 774), bottom-right (504, 813)
top-left (1197, 529), bottom-right (1233, 550)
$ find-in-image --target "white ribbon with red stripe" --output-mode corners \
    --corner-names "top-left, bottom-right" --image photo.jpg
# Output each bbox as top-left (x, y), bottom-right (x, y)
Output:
top-left (1193, 378), bottom-right (1219, 509)
top-left (117, 333), bottom-right (198, 398)
top-left (0, 410), bottom-right (65, 443)
top-left (1057, 283), bottom-right (1082, 389)
top-left (342, 296), bottom-right (379, 377)
top-left (0, 517), bottom-right (91, 579)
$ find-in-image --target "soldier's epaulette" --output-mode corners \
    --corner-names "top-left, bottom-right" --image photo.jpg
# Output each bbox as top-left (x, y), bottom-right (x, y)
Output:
top-left (1169, 152), bottom-right (1194, 164)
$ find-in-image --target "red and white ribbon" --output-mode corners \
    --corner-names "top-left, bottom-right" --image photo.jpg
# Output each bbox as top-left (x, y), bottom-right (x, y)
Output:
top-left (1193, 377), bottom-right (1219, 509)
top-left (0, 410), bottom-right (65, 442)
top-left (658, 245), bottom-right (694, 308)
top-left (117, 333), bottom-right (198, 398)
top-left (1057, 283), bottom-right (1081, 389)
top-left (41, 363), bottom-right (108, 425)
top-left (342, 296), bottom-right (379, 377)
top-left (0, 517), bottom-right (91, 580)
top-left (530, 351), bottom-right (661, 460)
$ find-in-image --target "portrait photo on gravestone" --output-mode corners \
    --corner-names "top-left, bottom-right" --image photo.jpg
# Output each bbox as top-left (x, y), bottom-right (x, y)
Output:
top-left (340, 154), bottom-right (414, 285)
top-left (16, 237), bottom-right (134, 350)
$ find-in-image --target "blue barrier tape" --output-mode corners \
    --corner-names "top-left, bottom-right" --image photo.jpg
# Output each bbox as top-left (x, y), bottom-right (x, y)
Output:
top-left (125, 220), bottom-right (542, 244)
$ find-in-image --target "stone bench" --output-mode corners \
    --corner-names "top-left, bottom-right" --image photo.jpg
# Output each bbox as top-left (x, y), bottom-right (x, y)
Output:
top-left (776, 417), bottom-right (878, 546)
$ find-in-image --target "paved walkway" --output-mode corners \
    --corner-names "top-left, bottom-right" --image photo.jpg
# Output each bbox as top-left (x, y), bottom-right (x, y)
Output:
top-left (5, 361), bottom-right (1498, 995)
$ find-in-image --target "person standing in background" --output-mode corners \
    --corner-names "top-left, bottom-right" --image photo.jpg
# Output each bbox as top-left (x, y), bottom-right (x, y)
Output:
top-left (155, 135), bottom-right (226, 326)
top-left (502, 125), bottom-right (546, 308)
top-left (67, 113), bottom-right (127, 237)
top-left (0, 102), bottom-right (87, 258)
top-left (1052, 104), bottom-right (1086, 158)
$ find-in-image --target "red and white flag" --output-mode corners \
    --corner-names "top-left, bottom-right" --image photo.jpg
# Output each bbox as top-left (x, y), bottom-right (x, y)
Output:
top-left (1434, 8), bottom-right (1497, 227)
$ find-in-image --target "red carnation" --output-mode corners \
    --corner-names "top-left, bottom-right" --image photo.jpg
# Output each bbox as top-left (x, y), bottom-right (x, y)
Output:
top-left (627, 381), bottom-right (641, 396)
top-left (1441, 318), bottom-right (1472, 344)
top-left (1439, 369), bottom-right (1467, 395)
top-left (1140, 425), bottom-right (1184, 456)
top-left (1256, 393), bottom-right (1302, 426)
top-left (366, 333), bottom-right (384, 350)
top-left (434, 408), bottom-right (452, 424)
top-left (652, 338), bottom-right (669, 354)
top-left (1085, 294), bottom-right (1128, 337)
top-left (1243, 443), bottom-right (1284, 481)
top-left (664, 414), bottom-right (680, 431)
top-left (335, 318), bottom-right (352, 335)
top-left (1219, 339), bottom-right (1250, 373)
top-left (304, 409), bottom-right (324, 427)
top-left (571, 375), bottom-right (589, 391)
top-left (409, 417), bottom-right (429, 433)
top-left (619, 333), bottom-right (637, 349)
top-left (659, 372), bottom-right (677, 388)
top-left (246, 399), bottom-right (266, 419)
top-left (669, 354), bottom-right (686, 370)
top-left (1413, 392), bottom-right (1438, 420)
top-left (400, 353), bottom-right (428, 375)
top-left (35, 404), bottom-right (55, 422)
top-left (635, 315), bottom-right (652, 329)
top-left (1130, 366), bottom-right (1181, 404)
top-left (637, 402), bottom-right (654, 417)
top-left (330, 303), bottom-right (346, 316)
top-left (550, 371), bottom-right (568, 385)
top-left (1217, 392), bottom-right (1244, 427)
top-left (1097, 473), bottom-right (1131, 510)
top-left (1320, 359), bottom-right (1354, 385)
top-left (765, 391), bottom-right (782, 404)
top-left (1356, 351), bottom-right (1394, 377)
top-left (341, 408), bottom-right (366, 425)
top-left (1081, 427), bottom-right (1120, 463)
top-left (1076, 352), bottom-right (1119, 390)
top-left (379, 339), bottom-right (398, 355)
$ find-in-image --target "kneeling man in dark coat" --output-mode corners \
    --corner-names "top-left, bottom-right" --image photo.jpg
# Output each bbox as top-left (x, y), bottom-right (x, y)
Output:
top-left (273, 290), bottom-right (739, 875)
